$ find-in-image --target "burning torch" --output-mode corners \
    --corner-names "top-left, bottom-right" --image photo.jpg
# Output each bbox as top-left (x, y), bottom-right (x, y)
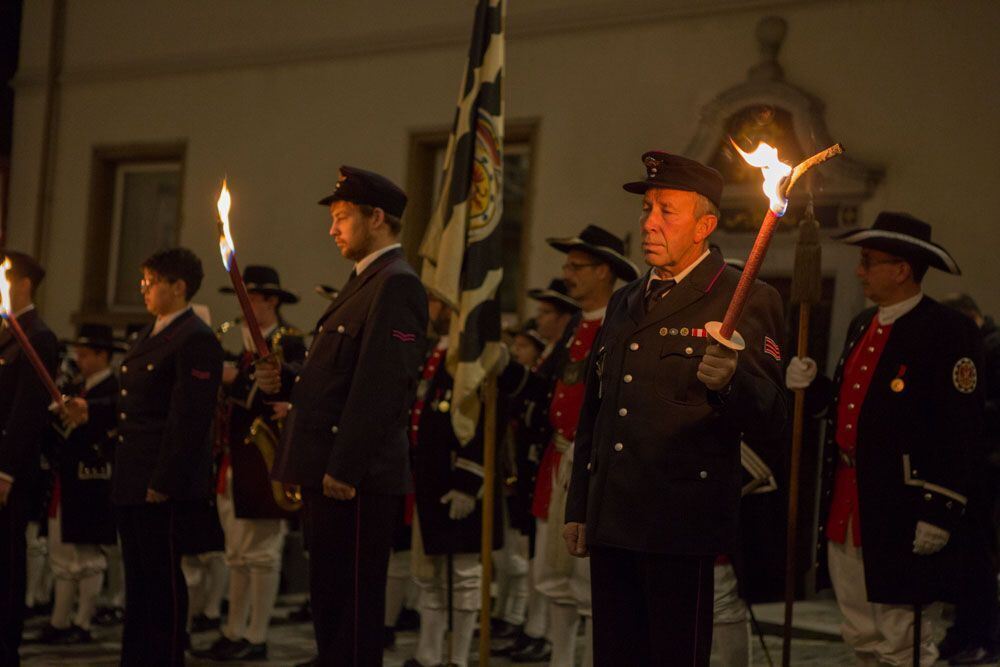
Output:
top-left (705, 141), bottom-right (844, 350)
top-left (0, 258), bottom-right (64, 410)
top-left (216, 180), bottom-right (271, 359)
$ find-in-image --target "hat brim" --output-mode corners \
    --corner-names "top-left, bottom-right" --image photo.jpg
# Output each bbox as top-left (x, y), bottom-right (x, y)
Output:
top-left (545, 237), bottom-right (639, 282)
top-left (219, 284), bottom-right (299, 304)
top-left (834, 228), bottom-right (960, 275)
top-left (622, 179), bottom-right (719, 207)
top-left (62, 338), bottom-right (129, 353)
top-left (527, 288), bottom-right (580, 311)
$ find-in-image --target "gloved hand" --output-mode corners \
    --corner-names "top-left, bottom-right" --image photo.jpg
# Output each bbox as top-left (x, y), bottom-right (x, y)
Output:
top-left (440, 490), bottom-right (476, 520)
top-left (785, 356), bottom-right (817, 390)
top-left (912, 520), bottom-right (950, 555)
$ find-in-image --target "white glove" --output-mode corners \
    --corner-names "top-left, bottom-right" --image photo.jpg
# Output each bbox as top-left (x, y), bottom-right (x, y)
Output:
top-left (440, 490), bottom-right (476, 520)
top-left (785, 356), bottom-right (817, 390)
top-left (912, 520), bottom-right (950, 555)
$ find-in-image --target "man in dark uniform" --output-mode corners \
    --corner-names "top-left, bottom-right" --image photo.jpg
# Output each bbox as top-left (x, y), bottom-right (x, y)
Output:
top-left (405, 294), bottom-right (501, 667)
top-left (495, 279), bottom-right (578, 659)
top-left (0, 251), bottom-right (59, 666)
top-left (41, 324), bottom-right (124, 645)
top-left (82, 247), bottom-right (223, 666)
top-left (564, 152), bottom-right (787, 666)
top-left (259, 166), bottom-right (428, 666)
top-left (937, 293), bottom-right (1000, 664)
top-left (786, 213), bottom-right (983, 666)
top-left (201, 265), bottom-right (305, 662)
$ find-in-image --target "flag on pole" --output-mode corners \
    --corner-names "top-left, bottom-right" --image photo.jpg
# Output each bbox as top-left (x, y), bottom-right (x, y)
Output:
top-left (419, 0), bottom-right (505, 445)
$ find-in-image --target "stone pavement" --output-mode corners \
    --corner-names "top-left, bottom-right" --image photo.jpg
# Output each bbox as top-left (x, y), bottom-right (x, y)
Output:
top-left (21, 596), bottom-right (967, 666)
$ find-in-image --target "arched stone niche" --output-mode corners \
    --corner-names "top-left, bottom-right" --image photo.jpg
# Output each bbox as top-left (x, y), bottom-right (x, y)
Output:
top-left (685, 16), bottom-right (883, 373)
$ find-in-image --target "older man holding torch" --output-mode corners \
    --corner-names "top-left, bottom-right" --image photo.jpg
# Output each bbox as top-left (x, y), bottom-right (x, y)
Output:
top-left (563, 152), bottom-right (787, 665)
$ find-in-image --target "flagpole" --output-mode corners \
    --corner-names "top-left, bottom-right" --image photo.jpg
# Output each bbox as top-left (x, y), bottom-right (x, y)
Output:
top-left (479, 373), bottom-right (498, 665)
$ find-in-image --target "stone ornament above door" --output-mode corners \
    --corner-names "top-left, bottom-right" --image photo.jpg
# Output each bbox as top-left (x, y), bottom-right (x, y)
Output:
top-left (685, 16), bottom-right (882, 234)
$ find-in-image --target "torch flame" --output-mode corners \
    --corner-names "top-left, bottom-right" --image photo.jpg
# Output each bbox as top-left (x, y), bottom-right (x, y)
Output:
top-left (217, 180), bottom-right (235, 270)
top-left (730, 139), bottom-right (793, 215)
top-left (0, 258), bottom-right (11, 318)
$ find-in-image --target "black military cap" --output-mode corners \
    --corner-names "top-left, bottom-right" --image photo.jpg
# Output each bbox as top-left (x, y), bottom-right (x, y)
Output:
top-left (527, 278), bottom-right (580, 313)
top-left (547, 225), bottom-right (639, 282)
top-left (1, 250), bottom-right (46, 288)
top-left (623, 151), bottom-right (724, 209)
top-left (63, 323), bottom-right (128, 353)
top-left (317, 166), bottom-right (408, 218)
top-left (219, 264), bottom-right (298, 304)
top-left (835, 211), bottom-right (960, 275)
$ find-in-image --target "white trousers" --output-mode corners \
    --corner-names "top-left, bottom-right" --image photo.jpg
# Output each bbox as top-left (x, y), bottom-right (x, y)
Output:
top-left (218, 469), bottom-right (286, 644)
top-left (711, 562), bottom-right (750, 667)
top-left (828, 524), bottom-right (939, 666)
top-left (47, 511), bottom-right (107, 631)
top-left (493, 525), bottom-right (530, 625)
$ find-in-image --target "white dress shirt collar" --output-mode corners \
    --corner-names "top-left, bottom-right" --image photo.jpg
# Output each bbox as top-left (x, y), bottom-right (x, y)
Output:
top-left (877, 292), bottom-right (923, 325)
top-left (152, 306), bottom-right (191, 336)
top-left (84, 367), bottom-right (113, 392)
top-left (647, 249), bottom-right (711, 289)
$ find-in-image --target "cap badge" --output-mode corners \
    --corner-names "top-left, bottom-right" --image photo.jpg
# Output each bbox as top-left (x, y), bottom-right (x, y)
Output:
top-left (644, 155), bottom-right (662, 178)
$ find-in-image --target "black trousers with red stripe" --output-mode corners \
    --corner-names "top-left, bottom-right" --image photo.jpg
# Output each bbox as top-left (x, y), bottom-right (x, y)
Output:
top-left (0, 482), bottom-right (29, 666)
top-left (117, 502), bottom-right (189, 667)
top-left (590, 546), bottom-right (714, 666)
top-left (303, 490), bottom-right (401, 666)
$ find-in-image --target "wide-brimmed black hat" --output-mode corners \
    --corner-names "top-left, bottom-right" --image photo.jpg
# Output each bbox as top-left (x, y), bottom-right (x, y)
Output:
top-left (63, 323), bottom-right (128, 353)
top-left (623, 151), bottom-right (724, 209)
top-left (219, 265), bottom-right (299, 304)
top-left (834, 212), bottom-right (960, 275)
top-left (317, 165), bottom-right (408, 219)
top-left (546, 225), bottom-right (639, 282)
top-left (506, 320), bottom-right (546, 352)
top-left (527, 278), bottom-right (580, 313)
top-left (1, 250), bottom-right (46, 288)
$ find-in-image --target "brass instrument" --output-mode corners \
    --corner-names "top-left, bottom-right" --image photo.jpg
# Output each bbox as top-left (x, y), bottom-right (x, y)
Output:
top-left (227, 322), bottom-right (306, 512)
top-left (246, 417), bottom-right (302, 512)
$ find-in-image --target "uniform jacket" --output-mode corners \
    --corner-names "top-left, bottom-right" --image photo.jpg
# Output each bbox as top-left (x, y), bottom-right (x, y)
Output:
top-left (224, 325), bottom-right (305, 519)
top-left (113, 309), bottom-right (224, 506)
top-left (566, 250), bottom-right (787, 555)
top-left (410, 341), bottom-right (503, 555)
top-left (810, 297), bottom-right (983, 604)
top-left (0, 309), bottom-right (59, 486)
top-left (51, 372), bottom-right (118, 544)
top-left (274, 248), bottom-right (429, 492)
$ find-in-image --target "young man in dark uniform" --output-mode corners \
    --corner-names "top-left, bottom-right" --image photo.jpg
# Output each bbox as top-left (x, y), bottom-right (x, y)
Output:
top-left (259, 166), bottom-right (429, 666)
top-left (0, 251), bottom-right (59, 666)
top-left (203, 265), bottom-right (305, 662)
top-left (564, 152), bottom-right (787, 666)
top-left (74, 248), bottom-right (223, 666)
top-left (42, 324), bottom-right (124, 644)
top-left (786, 213), bottom-right (983, 666)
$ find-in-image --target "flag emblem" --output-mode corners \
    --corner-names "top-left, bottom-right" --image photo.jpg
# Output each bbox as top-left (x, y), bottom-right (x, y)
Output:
top-left (764, 336), bottom-right (782, 361)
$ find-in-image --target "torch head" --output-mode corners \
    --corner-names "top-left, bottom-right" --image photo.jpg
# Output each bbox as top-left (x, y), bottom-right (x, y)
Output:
top-left (0, 258), bottom-right (11, 318)
top-left (730, 138), bottom-right (793, 215)
top-left (217, 180), bottom-right (235, 271)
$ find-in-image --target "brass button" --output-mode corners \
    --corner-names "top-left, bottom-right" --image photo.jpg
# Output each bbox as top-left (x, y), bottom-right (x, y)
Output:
top-left (860, 365), bottom-right (868, 372)
top-left (295, 376), bottom-right (301, 383)
top-left (685, 347), bottom-right (694, 355)
top-left (629, 342), bottom-right (639, 351)
top-left (867, 346), bottom-right (875, 353)
top-left (146, 364), bottom-right (154, 371)
top-left (618, 408), bottom-right (627, 417)
top-left (121, 365), bottom-right (128, 373)
top-left (118, 435), bottom-right (124, 443)
top-left (318, 325), bottom-right (324, 333)
top-left (845, 424), bottom-right (853, 430)
top-left (924, 493), bottom-right (932, 501)
top-left (699, 470), bottom-right (708, 479)
top-left (614, 442), bottom-right (623, 452)
top-left (848, 403), bottom-right (855, 410)
top-left (623, 374), bottom-right (633, 383)
top-left (120, 389), bottom-right (127, 396)
top-left (337, 325), bottom-right (346, 334)
top-left (331, 425), bottom-right (339, 434)
top-left (119, 412), bottom-right (127, 420)
top-left (586, 462), bottom-right (591, 471)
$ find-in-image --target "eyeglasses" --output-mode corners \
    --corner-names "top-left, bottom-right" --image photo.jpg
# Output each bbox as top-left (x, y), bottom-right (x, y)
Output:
top-left (562, 261), bottom-right (600, 273)
top-left (139, 276), bottom-right (163, 293)
top-left (858, 255), bottom-right (905, 270)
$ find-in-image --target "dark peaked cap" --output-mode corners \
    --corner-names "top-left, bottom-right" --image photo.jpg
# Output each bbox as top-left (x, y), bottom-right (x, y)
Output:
top-left (317, 166), bottom-right (408, 219)
top-left (623, 151), bottom-right (724, 209)
top-left (835, 211), bottom-right (961, 275)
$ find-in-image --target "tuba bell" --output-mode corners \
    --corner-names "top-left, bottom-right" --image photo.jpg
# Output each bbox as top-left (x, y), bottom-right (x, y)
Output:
top-left (246, 417), bottom-right (302, 512)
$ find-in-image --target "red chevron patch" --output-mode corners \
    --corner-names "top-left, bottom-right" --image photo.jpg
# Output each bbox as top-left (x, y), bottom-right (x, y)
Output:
top-left (392, 329), bottom-right (416, 343)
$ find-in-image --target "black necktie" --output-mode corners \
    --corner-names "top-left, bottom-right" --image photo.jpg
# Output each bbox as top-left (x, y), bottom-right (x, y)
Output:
top-left (645, 278), bottom-right (676, 312)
